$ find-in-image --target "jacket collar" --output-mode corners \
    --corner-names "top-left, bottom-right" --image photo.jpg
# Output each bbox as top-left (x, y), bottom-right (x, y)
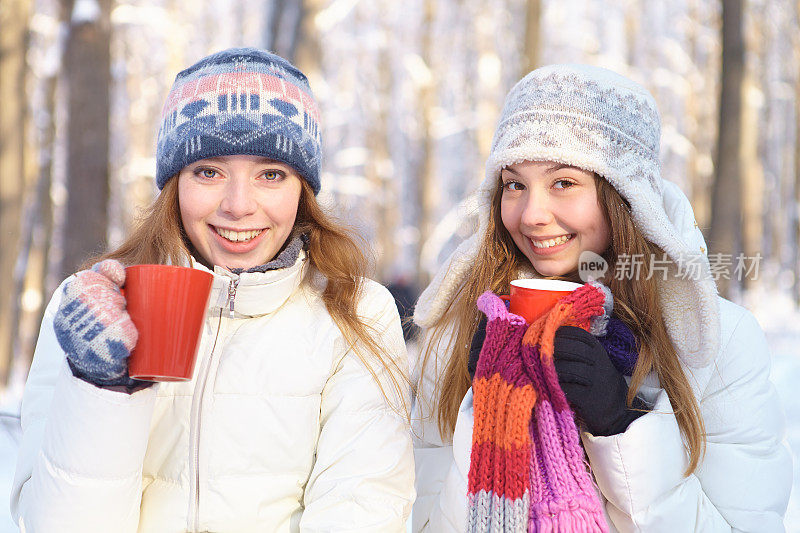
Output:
top-left (191, 252), bottom-right (307, 318)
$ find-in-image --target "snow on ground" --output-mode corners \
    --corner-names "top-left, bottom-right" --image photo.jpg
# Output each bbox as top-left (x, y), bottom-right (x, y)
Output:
top-left (0, 289), bottom-right (798, 531)
top-left (0, 412), bottom-right (20, 533)
top-left (746, 287), bottom-right (800, 532)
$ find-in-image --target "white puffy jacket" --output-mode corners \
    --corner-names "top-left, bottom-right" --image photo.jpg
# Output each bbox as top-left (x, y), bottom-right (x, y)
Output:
top-left (412, 298), bottom-right (792, 532)
top-left (411, 182), bottom-right (792, 532)
top-left (11, 253), bottom-right (415, 532)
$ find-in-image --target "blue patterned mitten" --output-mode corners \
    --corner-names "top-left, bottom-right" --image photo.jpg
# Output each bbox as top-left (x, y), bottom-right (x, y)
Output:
top-left (54, 259), bottom-right (149, 390)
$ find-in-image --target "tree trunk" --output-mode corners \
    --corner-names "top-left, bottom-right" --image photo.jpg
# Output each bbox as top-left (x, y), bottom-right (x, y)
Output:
top-left (709, 0), bottom-right (744, 299)
top-left (370, 46), bottom-right (393, 280)
top-left (0, 0), bottom-right (33, 386)
top-left (416, 0), bottom-right (436, 288)
top-left (522, 0), bottom-right (541, 74)
top-left (59, 0), bottom-right (114, 278)
top-left (795, 35), bottom-right (800, 306)
top-left (264, 0), bottom-right (305, 63)
top-left (9, 74), bottom-right (58, 388)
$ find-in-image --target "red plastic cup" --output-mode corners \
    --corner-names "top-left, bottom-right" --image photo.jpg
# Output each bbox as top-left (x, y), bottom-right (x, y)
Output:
top-left (123, 265), bottom-right (213, 381)
top-left (500, 279), bottom-right (582, 323)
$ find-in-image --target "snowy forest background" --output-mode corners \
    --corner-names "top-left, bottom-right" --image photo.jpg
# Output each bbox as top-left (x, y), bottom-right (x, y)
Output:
top-left (2, 0), bottom-right (800, 529)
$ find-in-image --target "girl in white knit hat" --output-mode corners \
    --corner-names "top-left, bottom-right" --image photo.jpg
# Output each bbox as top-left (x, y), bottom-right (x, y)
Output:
top-left (411, 64), bottom-right (791, 532)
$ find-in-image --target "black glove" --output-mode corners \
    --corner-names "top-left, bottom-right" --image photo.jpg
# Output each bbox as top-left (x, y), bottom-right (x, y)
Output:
top-left (553, 326), bottom-right (648, 436)
top-left (467, 317), bottom-right (487, 380)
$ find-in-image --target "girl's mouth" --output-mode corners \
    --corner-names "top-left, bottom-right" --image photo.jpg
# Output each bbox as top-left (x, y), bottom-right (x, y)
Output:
top-left (214, 227), bottom-right (265, 243)
top-left (528, 234), bottom-right (574, 255)
top-left (531, 234), bottom-right (572, 249)
top-left (210, 225), bottom-right (268, 254)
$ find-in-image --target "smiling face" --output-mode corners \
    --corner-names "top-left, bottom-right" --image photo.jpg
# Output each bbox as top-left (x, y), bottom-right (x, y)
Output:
top-left (499, 160), bottom-right (611, 278)
top-left (178, 155), bottom-right (303, 270)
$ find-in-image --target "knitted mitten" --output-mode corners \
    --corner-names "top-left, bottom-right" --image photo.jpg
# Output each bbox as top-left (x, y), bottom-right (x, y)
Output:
top-left (54, 259), bottom-right (146, 389)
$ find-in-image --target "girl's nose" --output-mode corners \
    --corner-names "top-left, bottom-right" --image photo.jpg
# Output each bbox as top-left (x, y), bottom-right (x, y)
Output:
top-left (219, 177), bottom-right (257, 218)
top-left (520, 191), bottom-right (554, 227)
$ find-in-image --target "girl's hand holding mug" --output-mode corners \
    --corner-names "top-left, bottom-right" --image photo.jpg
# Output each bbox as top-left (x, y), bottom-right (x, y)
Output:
top-left (553, 326), bottom-right (646, 436)
top-left (53, 259), bottom-right (144, 389)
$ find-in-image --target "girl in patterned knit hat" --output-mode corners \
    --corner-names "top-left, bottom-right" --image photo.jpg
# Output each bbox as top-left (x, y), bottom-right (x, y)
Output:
top-left (412, 64), bottom-right (790, 532)
top-left (12, 48), bottom-right (414, 532)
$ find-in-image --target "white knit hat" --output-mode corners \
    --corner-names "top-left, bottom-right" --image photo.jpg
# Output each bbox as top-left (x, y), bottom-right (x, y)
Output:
top-left (414, 64), bottom-right (720, 368)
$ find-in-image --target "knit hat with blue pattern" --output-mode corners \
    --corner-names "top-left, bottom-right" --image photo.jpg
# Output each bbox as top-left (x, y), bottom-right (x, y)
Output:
top-left (155, 47), bottom-right (322, 194)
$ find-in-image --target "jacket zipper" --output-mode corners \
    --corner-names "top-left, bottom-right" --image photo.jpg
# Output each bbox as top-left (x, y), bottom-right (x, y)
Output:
top-left (190, 277), bottom-right (238, 532)
top-left (228, 278), bottom-right (238, 318)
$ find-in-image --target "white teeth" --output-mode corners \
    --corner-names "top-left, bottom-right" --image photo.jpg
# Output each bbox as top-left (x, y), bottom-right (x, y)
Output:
top-left (532, 235), bottom-right (571, 248)
top-left (215, 227), bottom-right (264, 242)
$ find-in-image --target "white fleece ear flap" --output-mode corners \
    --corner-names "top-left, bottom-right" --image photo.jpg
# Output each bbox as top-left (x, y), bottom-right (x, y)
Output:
top-left (413, 176), bottom-right (495, 329)
top-left (658, 271), bottom-right (720, 367)
top-left (657, 182), bottom-right (720, 368)
top-left (413, 233), bottom-right (481, 329)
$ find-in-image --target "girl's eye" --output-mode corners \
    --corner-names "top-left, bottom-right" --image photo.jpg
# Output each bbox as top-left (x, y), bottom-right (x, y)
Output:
top-left (503, 180), bottom-right (525, 191)
top-left (263, 170), bottom-right (285, 181)
top-left (199, 169), bottom-right (217, 179)
top-left (553, 179), bottom-right (575, 189)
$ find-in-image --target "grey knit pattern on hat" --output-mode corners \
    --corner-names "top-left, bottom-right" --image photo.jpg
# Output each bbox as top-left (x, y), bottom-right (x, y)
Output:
top-left (155, 47), bottom-right (322, 194)
top-left (414, 64), bottom-right (720, 368)
top-left (488, 65), bottom-right (660, 189)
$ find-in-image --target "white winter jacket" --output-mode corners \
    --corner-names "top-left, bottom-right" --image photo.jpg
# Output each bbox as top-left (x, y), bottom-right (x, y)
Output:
top-left (11, 252), bottom-right (415, 532)
top-left (411, 183), bottom-right (792, 532)
top-left (412, 298), bottom-right (792, 532)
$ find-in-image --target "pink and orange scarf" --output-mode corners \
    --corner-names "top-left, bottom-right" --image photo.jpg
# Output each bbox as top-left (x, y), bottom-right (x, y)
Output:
top-left (468, 282), bottom-right (615, 532)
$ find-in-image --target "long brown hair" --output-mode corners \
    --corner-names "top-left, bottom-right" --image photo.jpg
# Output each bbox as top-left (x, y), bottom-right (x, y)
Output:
top-left (93, 176), bottom-right (410, 415)
top-left (418, 173), bottom-right (705, 474)
top-left (91, 177), bottom-right (189, 267)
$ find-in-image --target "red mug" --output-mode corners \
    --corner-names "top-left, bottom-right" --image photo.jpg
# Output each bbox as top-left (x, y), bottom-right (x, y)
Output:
top-left (500, 279), bottom-right (582, 323)
top-left (123, 265), bottom-right (213, 381)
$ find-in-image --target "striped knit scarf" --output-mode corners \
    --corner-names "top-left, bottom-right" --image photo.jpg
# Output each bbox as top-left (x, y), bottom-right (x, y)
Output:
top-left (468, 282), bottom-right (616, 532)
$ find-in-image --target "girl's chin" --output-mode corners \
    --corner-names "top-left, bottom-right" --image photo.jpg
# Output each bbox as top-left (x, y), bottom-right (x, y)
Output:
top-left (528, 258), bottom-right (578, 279)
top-left (209, 251), bottom-right (271, 271)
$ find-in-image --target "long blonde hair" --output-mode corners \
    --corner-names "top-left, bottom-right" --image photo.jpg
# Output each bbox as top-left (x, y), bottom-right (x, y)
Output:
top-left (418, 174), bottom-right (706, 474)
top-left (93, 176), bottom-right (410, 415)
